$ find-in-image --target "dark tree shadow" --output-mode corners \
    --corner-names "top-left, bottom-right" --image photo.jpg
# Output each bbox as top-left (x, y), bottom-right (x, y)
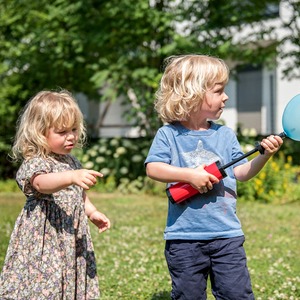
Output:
top-left (151, 291), bottom-right (171, 300)
top-left (24, 198), bottom-right (98, 279)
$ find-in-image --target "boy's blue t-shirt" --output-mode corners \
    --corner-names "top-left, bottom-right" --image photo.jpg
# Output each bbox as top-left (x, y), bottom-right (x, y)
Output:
top-left (145, 121), bottom-right (248, 240)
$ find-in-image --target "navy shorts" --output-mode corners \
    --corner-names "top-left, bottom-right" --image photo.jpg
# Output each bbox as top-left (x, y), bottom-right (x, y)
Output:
top-left (165, 236), bottom-right (255, 300)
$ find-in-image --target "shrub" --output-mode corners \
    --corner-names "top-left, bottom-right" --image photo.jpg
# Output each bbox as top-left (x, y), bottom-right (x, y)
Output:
top-left (2, 136), bottom-right (300, 204)
top-left (238, 152), bottom-right (300, 203)
top-left (0, 179), bottom-right (20, 193)
top-left (75, 137), bottom-right (151, 187)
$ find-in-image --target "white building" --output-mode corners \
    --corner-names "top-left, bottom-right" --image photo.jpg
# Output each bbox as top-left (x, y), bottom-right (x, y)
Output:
top-left (223, 1), bottom-right (300, 136)
top-left (78, 1), bottom-right (300, 138)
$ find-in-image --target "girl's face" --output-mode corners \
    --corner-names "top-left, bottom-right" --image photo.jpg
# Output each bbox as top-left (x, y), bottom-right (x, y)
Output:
top-left (46, 126), bottom-right (79, 155)
top-left (201, 83), bottom-right (228, 120)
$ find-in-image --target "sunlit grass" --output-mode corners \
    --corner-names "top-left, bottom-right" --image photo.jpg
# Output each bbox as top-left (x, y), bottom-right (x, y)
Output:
top-left (0, 192), bottom-right (299, 299)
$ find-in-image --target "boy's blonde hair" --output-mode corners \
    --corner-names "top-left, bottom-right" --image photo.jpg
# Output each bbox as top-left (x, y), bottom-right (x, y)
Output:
top-left (155, 54), bottom-right (229, 123)
top-left (12, 90), bottom-right (86, 161)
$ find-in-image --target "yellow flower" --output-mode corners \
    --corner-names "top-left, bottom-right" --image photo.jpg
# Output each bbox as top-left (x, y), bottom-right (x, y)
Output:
top-left (257, 188), bottom-right (264, 195)
top-left (258, 171), bottom-right (266, 180)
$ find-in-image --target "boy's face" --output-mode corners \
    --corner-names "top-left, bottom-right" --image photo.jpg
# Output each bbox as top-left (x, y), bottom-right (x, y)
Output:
top-left (201, 83), bottom-right (228, 120)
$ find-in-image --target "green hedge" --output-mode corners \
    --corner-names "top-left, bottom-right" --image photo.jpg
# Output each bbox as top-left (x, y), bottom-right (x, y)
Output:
top-left (1, 136), bottom-right (300, 204)
top-left (75, 137), bottom-right (300, 203)
top-left (74, 137), bottom-right (151, 190)
top-left (237, 152), bottom-right (300, 203)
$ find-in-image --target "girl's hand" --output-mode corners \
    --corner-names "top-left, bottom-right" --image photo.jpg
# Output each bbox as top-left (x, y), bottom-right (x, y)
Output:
top-left (260, 135), bottom-right (283, 157)
top-left (71, 169), bottom-right (103, 190)
top-left (190, 165), bottom-right (219, 194)
top-left (89, 211), bottom-right (111, 233)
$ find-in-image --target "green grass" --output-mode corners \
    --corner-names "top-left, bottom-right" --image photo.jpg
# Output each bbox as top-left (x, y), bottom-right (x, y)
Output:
top-left (0, 192), bottom-right (299, 299)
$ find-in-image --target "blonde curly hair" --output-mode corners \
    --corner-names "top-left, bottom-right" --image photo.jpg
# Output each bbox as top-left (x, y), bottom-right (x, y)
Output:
top-left (155, 54), bottom-right (229, 123)
top-left (11, 90), bottom-right (86, 161)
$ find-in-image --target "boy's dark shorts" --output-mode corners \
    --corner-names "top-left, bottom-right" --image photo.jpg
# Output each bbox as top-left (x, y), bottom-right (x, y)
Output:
top-left (165, 236), bottom-right (255, 300)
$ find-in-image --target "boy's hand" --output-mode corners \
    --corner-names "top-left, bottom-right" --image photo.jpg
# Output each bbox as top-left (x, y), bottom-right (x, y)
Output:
top-left (71, 169), bottom-right (103, 190)
top-left (89, 211), bottom-right (111, 233)
top-left (190, 165), bottom-right (219, 194)
top-left (260, 135), bottom-right (283, 157)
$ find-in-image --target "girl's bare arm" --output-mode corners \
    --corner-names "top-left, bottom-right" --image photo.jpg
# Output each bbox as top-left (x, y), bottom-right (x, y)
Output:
top-left (31, 169), bottom-right (103, 194)
top-left (84, 192), bottom-right (111, 233)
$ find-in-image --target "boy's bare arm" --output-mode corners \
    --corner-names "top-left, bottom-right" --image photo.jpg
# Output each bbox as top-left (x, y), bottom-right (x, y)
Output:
top-left (146, 162), bottom-right (219, 190)
top-left (234, 135), bottom-right (283, 182)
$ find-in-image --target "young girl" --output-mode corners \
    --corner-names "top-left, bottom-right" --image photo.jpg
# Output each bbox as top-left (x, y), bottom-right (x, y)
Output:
top-left (0, 90), bottom-right (110, 299)
top-left (145, 55), bottom-right (283, 299)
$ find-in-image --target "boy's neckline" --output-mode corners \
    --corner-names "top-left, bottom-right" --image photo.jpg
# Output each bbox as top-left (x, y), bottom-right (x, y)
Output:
top-left (179, 120), bottom-right (212, 131)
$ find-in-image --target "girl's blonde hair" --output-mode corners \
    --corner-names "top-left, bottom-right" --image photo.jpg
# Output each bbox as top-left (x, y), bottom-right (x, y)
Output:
top-left (12, 90), bottom-right (86, 161)
top-left (155, 54), bottom-right (229, 123)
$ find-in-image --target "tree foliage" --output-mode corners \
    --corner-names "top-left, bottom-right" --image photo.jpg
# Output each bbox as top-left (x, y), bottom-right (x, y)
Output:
top-left (0, 0), bottom-right (299, 179)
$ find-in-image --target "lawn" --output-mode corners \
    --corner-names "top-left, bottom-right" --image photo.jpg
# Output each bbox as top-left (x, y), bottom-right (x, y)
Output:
top-left (0, 192), bottom-right (299, 299)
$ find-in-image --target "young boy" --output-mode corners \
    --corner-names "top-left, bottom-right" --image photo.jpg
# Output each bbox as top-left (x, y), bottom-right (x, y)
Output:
top-left (145, 54), bottom-right (282, 299)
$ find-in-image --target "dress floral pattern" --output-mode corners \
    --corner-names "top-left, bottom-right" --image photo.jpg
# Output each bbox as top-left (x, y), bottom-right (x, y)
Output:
top-left (0, 154), bottom-right (100, 300)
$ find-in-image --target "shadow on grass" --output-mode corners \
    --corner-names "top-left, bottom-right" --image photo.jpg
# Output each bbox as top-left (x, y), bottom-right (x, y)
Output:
top-left (151, 291), bottom-right (170, 299)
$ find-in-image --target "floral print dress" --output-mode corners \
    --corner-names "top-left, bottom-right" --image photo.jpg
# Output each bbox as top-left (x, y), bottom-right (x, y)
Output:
top-left (0, 154), bottom-right (100, 300)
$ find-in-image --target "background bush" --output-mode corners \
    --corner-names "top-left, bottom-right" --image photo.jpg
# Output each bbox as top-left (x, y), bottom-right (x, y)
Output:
top-left (73, 137), bottom-right (155, 194)
top-left (74, 136), bottom-right (300, 204)
top-left (2, 134), bottom-right (300, 204)
top-left (237, 152), bottom-right (300, 203)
